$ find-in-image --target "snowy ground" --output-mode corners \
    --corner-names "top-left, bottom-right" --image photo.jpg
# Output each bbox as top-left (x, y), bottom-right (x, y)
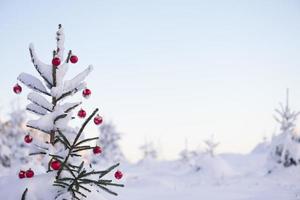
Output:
top-left (0, 152), bottom-right (299, 200)
top-left (116, 155), bottom-right (299, 200)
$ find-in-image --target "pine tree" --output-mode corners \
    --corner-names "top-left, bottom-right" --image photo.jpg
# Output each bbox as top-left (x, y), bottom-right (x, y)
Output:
top-left (15, 25), bottom-right (124, 199)
top-left (92, 122), bottom-right (125, 165)
top-left (270, 89), bottom-right (300, 167)
top-left (204, 135), bottom-right (219, 157)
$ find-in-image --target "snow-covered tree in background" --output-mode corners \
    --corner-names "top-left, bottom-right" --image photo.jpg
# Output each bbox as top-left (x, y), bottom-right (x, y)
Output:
top-left (14, 25), bottom-right (124, 199)
top-left (139, 141), bottom-right (158, 162)
top-left (270, 89), bottom-right (300, 167)
top-left (179, 136), bottom-right (222, 173)
top-left (92, 122), bottom-right (125, 165)
top-left (204, 135), bottom-right (219, 157)
top-left (179, 138), bottom-right (200, 169)
top-left (0, 101), bottom-right (33, 168)
top-left (179, 138), bottom-right (191, 163)
top-left (180, 148), bottom-right (201, 171)
top-left (0, 120), bottom-right (11, 167)
top-left (4, 106), bottom-right (29, 165)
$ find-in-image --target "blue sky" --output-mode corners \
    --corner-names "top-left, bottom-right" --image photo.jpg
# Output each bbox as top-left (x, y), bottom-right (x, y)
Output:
top-left (0, 0), bottom-right (300, 161)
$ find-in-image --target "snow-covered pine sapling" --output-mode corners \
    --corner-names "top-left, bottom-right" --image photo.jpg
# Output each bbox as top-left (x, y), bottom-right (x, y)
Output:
top-left (15, 24), bottom-right (124, 199)
top-left (204, 135), bottom-right (219, 157)
top-left (179, 138), bottom-right (190, 162)
top-left (271, 89), bottom-right (300, 167)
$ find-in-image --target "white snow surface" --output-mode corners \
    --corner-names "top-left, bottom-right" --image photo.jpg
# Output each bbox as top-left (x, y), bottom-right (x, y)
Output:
top-left (0, 152), bottom-right (299, 200)
top-left (56, 26), bottom-right (65, 60)
top-left (50, 65), bottom-right (92, 98)
top-left (18, 73), bottom-right (49, 95)
top-left (28, 43), bottom-right (53, 88)
top-left (27, 106), bottom-right (73, 133)
top-left (28, 92), bottom-right (53, 111)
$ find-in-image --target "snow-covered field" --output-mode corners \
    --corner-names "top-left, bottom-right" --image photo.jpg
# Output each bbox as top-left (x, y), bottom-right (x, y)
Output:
top-left (0, 151), bottom-right (299, 200)
top-left (119, 155), bottom-right (299, 200)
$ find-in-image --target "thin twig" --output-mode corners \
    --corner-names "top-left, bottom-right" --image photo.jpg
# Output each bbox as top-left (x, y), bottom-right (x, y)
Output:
top-left (21, 188), bottom-right (28, 200)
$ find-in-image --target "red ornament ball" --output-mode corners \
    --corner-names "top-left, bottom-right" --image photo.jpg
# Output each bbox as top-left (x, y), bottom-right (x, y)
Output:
top-left (77, 109), bottom-right (86, 118)
top-left (25, 169), bottom-right (34, 178)
top-left (24, 135), bottom-right (33, 143)
top-left (94, 115), bottom-right (103, 125)
top-left (51, 160), bottom-right (61, 170)
top-left (70, 55), bottom-right (78, 64)
top-left (52, 57), bottom-right (61, 67)
top-left (114, 170), bottom-right (123, 180)
top-left (18, 170), bottom-right (26, 179)
top-left (13, 84), bottom-right (22, 94)
top-left (82, 88), bottom-right (91, 98)
top-left (93, 146), bottom-right (102, 154)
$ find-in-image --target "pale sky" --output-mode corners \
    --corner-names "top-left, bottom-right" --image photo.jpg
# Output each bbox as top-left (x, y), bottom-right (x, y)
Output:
top-left (0, 0), bottom-right (300, 162)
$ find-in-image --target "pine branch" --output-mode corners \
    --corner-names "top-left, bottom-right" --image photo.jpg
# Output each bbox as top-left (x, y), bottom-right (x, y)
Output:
top-left (28, 93), bottom-right (53, 112)
top-left (74, 137), bottom-right (99, 147)
top-left (26, 107), bottom-right (46, 116)
top-left (18, 73), bottom-right (51, 96)
top-left (99, 163), bottom-right (120, 179)
top-left (65, 102), bottom-right (82, 113)
top-left (56, 108), bottom-right (99, 178)
top-left (56, 130), bottom-right (71, 149)
top-left (26, 124), bottom-right (51, 135)
top-left (95, 185), bottom-right (118, 196)
top-left (75, 108), bottom-right (99, 144)
top-left (56, 84), bottom-right (85, 101)
top-left (29, 152), bottom-right (47, 156)
top-left (29, 47), bottom-right (53, 87)
top-left (54, 114), bottom-right (68, 124)
top-left (72, 146), bottom-right (94, 153)
top-left (50, 47), bottom-right (58, 145)
top-left (49, 154), bottom-right (64, 160)
top-left (21, 188), bottom-right (28, 200)
top-left (66, 50), bottom-right (72, 63)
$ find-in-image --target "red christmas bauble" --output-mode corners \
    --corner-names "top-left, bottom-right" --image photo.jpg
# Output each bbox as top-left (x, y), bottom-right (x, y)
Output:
top-left (51, 160), bottom-right (61, 170)
top-left (114, 170), bottom-right (123, 180)
top-left (24, 135), bottom-right (33, 143)
top-left (94, 115), bottom-right (103, 125)
top-left (82, 88), bottom-right (91, 98)
top-left (70, 55), bottom-right (78, 64)
top-left (25, 169), bottom-right (34, 178)
top-left (77, 109), bottom-right (86, 118)
top-left (13, 84), bottom-right (22, 94)
top-left (18, 170), bottom-right (26, 179)
top-left (52, 57), bottom-right (61, 67)
top-left (93, 146), bottom-right (102, 154)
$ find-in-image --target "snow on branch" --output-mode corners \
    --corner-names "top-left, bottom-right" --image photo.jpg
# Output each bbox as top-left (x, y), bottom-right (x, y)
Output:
top-left (26, 123), bottom-right (51, 135)
top-left (61, 102), bottom-right (82, 113)
top-left (26, 103), bottom-right (48, 116)
top-left (56, 24), bottom-right (65, 60)
top-left (28, 92), bottom-right (53, 111)
top-left (27, 105), bottom-right (74, 136)
top-left (18, 73), bottom-right (50, 96)
top-left (57, 82), bottom-right (86, 101)
top-left (56, 63), bottom-right (68, 86)
top-left (51, 66), bottom-right (92, 100)
top-left (64, 65), bottom-right (93, 92)
top-left (29, 44), bottom-right (53, 88)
